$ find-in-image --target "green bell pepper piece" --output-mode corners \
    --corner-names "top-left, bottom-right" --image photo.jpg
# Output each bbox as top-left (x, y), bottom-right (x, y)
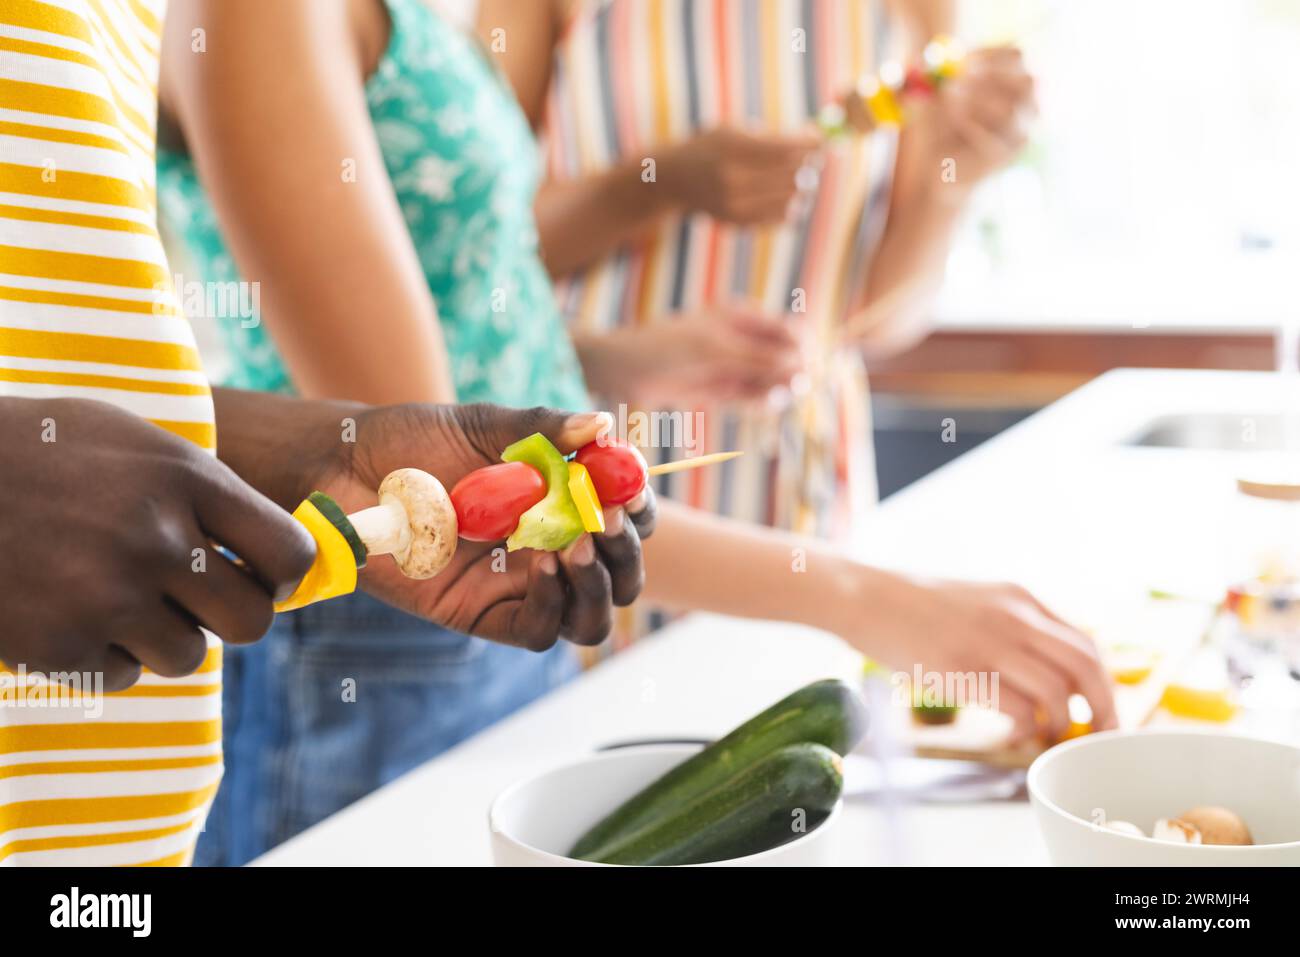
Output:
top-left (501, 432), bottom-right (585, 552)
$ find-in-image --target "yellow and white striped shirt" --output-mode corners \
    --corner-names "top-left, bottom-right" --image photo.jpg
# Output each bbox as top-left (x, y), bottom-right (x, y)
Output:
top-left (1, 0), bottom-right (221, 866)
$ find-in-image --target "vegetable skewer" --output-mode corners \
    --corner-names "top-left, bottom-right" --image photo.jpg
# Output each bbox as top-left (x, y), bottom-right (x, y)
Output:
top-left (817, 35), bottom-right (964, 138)
top-left (275, 438), bottom-right (741, 612)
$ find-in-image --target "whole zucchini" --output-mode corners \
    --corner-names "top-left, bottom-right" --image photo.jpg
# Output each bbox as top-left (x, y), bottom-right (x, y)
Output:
top-left (570, 678), bottom-right (866, 860)
top-left (594, 743), bottom-right (843, 866)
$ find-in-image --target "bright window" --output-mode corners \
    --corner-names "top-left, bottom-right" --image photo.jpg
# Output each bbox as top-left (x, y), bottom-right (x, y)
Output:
top-left (938, 0), bottom-right (1300, 332)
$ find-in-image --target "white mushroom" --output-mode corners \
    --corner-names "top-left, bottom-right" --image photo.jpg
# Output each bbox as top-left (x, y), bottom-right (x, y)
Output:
top-left (1152, 817), bottom-right (1202, 845)
top-left (1103, 820), bottom-right (1146, 838)
top-left (346, 469), bottom-right (458, 580)
top-left (1178, 806), bottom-right (1252, 846)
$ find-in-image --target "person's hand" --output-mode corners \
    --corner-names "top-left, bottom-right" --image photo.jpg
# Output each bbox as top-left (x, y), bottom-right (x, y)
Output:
top-left (844, 570), bottom-right (1117, 744)
top-left (312, 404), bottom-right (657, 651)
top-left (900, 45), bottom-right (1036, 193)
top-left (576, 305), bottom-right (804, 407)
top-left (0, 397), bottom-right (317, 691)
top-left (659, 127), bottom-right (822, 225)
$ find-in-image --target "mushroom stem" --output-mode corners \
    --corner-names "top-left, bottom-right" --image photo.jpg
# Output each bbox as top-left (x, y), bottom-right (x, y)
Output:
top-left (347, 501), bottom-right (411, 559)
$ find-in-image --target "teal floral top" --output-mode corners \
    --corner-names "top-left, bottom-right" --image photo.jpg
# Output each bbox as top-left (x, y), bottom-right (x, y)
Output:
top-left (156, 0), bottom-right (589, 411)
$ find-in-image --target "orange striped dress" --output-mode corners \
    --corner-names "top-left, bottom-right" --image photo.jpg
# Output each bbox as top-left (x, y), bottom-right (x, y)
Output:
top-left (0, 0), bottom-right (221, 866)
top-left (547, 0), bottom-right (898, 562)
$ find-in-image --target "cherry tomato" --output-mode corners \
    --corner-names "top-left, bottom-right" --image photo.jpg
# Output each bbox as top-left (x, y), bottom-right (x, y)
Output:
top-left (902, 65), bottom-right (935, 98)
top-left (575, 440), bottom-right (648, 506)
top-left (450, 461), bottom-right (547, 542)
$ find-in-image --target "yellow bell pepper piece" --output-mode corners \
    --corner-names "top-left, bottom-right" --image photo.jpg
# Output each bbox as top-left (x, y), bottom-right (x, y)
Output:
top-left (862, 79), bottom-right (904, 127)
top-left (1160, 683), bottom-right (1238, 722)
top-left (567, 462), bottom-right (606, 535)
top-left (924, 35), bottom-right (964, 81)
top-left (1062, 721), bottom-right (1093, 741)
top-left (1111, 665), bottom-right (1154, 685)
top-left (273, 497), bottom-right (359, 612)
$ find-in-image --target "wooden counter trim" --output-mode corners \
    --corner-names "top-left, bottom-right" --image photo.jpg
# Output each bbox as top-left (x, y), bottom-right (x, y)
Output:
top-left (869, 330), bottom-right (1275, 406)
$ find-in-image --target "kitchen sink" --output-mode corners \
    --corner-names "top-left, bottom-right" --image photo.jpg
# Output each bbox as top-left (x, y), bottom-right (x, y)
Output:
top-left (1127, 412), bottom-right (1296, 451)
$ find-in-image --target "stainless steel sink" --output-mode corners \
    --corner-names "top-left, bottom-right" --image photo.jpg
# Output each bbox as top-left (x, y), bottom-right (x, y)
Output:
top-left (1128, 413), bottom-right (1293, 451)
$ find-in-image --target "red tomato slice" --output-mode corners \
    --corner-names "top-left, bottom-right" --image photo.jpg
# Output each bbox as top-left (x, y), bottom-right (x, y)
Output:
top-left (450, 461), bottom-right (547, 542)
top-left (574, 440), bottom-right (649, 506)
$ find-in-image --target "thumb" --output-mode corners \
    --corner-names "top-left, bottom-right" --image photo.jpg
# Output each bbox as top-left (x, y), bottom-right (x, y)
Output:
top-left (482, 406), bottom-right (614, 457)
top-left (552, 409), bottom-right (614, 454)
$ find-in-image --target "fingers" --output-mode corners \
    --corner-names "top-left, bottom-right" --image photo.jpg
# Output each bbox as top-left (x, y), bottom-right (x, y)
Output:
top-left (1006, 586), bottom-right (1118, 732)
top-left (594, 506), bottom-right (644, 606)
top-left (476, 551), bottom-right (567, 652)
top-left (711, 307), bottom-right (804, 390)
top-left (736, 128), bottom-right (823, 163)
top-left (166, 543), bottom-right (277, 646)
top-left (998, 650), bottom-right (1073, 743)
top-left (727, 190), bottom-right (802, 226)
top-left (557, 535), bottom-right (614, 645)
top-left (189, 460), bottom-right (317, 603)
top-left (963, 45), bottom-right (1029, 76)
top-left (946, 48), bottom-right (1035, 152)
top-left (552, 410), bottom-right (615, 454)
top-left (713, 341), bottom-right (801, 392)
top-left (462, 403), bottom-right (619, 464)
top-left (1024, 622), bottom-right (1119, 732)
top-left (952, 86), bottom-right (1028, 151)
top-left (625, 485), bottom-right (657, 541)
top-left (112, 599), bottom-right (210, 681)
top-left (718, 305), bottom-right (803, 352)
top-left (97, 645), bottom-right (144, 694)
top-left (24, 634), bottom-right (144, 693)
top-left (726, 130), bottom-right (822, 224)
top-left (946, 101), bottom-right (1014, 159)
top-left (998, 686), bottom-right (1041, 745)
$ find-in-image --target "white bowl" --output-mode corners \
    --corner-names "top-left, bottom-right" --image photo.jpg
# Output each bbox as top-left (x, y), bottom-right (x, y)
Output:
top-left (1028, 729), bottom-right (1300, 866)
top-left (488, 744), bottom-right (844, 866)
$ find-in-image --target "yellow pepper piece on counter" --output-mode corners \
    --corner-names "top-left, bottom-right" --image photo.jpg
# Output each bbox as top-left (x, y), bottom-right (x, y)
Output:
top-left (567, 461), bottom-right (606, 535)
top-left (1104, 644), bottom-right (1159, 685)
top-left (1159, 683), bottom-right (1238, 723)
top-left (1062, 721), bottom-right (1093, 741)
top-left (1111, 665), bottom-right (1154, 684)
top-left (273, 497), bottom-right (360, 612)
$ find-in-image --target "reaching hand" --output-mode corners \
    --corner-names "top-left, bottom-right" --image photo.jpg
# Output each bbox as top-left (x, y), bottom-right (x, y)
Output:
top-left (658, 126), bottom-right (822, 226)
top-left (902, 45), bottom-right (1036, 192)
top-left (577, 304), bottom-right (805, 407)
top-left (847, 572), bottom-right (1117, 743)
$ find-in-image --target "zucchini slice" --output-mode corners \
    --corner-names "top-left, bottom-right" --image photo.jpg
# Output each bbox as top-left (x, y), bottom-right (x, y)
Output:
top-left (308, 491), bottom-right (367, 569)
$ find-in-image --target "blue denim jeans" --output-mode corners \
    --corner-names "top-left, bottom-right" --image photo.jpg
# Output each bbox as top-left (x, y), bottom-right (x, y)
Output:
top-left (195, 590), bottom-right (579, 866)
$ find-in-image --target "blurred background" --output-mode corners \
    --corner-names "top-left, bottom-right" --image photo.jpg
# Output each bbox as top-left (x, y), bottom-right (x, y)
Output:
top-left (873, 0), bottom-right (1299, 494)
top-left (175, 0), bottom-right (1300, 496)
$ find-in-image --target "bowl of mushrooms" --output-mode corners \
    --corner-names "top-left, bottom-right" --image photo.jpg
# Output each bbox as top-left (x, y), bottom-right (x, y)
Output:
top-left (1028, 729), bottom-right (1300, 866)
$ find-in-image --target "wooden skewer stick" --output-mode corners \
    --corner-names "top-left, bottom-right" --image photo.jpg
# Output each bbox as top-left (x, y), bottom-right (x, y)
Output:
top-left (646, 451), bottom-right (744, 477)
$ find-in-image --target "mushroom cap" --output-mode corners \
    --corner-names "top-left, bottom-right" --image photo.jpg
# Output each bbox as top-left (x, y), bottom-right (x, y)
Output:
top-left (1103, 820), bottom-right (1145, 838)
top-left (1178, 806), bottom-right (1253, 846)
top-left (378, 468), bottom-right (457, 580)
top-left (1152, 817), bottom-right (1202, 845)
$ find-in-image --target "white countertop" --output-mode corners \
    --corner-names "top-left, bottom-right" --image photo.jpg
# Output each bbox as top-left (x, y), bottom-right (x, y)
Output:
top-left (256, 369), bottom-right (1296, 866)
